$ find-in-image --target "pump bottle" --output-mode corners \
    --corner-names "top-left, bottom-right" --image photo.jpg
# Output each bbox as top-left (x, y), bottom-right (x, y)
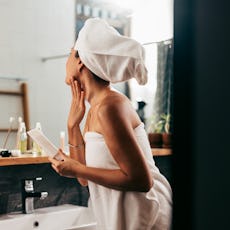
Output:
top-left (19, 122), bottom-right (27, 154)
top-left (32, 122), bottom-right (42, 155)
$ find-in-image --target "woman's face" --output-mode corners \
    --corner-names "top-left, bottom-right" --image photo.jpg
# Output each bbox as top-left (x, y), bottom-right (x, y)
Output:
top-left (65, 49), bottom-right (79, 85)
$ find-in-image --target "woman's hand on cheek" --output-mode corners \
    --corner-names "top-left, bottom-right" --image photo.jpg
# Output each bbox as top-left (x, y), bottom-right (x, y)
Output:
top-left (68, 78), bottom-right (85, 129)
top-left (48, 149), bottom-right (81, 178)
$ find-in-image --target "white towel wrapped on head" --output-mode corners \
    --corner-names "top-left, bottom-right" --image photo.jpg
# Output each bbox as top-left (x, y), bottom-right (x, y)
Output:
top-left (74, 17), bottom-right (148, 85)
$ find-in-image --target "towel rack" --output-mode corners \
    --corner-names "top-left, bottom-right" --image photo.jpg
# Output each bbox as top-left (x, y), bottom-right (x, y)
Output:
top-left (0, 83), bottom-right (30, 145)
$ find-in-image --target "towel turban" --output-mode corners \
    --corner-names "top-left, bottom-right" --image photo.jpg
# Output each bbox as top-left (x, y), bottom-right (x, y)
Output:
top-left (74, 18), bottom-right (148, 85)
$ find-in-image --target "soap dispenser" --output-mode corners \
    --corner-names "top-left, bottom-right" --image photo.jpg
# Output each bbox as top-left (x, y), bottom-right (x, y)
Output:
top-left (32, 122), bottom-right (42, 155)
top-left (19, 122), bottom-right (27, 154)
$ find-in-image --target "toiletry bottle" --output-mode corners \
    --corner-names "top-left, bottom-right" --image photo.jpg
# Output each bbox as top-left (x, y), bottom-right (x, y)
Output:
top-left (19, 122), bottom-right (27, 154)
top-left (32, 122), bottom-right (42, 155)
top-left (15, 117), bottom-right (23, 149)
top-left (2, 116), bottom-right (15, 150)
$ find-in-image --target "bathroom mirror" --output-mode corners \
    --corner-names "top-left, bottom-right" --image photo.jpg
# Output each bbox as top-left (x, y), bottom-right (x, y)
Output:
top-left (0, 0), bottom-right (173, 163)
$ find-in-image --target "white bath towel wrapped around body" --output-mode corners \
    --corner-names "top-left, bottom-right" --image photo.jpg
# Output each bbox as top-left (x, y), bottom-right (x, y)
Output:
top-left (85, 123), bottom-right (172, 230)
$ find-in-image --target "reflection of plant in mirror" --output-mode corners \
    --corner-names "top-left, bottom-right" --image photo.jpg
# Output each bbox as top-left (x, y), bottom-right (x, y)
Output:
top-left (149, 113), bottom-right (171, 133)
top-left (161, 113), bottom-right (171, 134)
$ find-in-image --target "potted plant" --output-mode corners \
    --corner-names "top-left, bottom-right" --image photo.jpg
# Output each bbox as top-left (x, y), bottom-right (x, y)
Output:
top-left (147, 115), bottom-right (164, 148)
top-left (147, 113), bottom-right (172, 149)
top-left (161, 113), bottom-right (172, 149)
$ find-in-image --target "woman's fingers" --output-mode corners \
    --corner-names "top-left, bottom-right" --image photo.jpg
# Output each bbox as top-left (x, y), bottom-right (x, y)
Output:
top-left (48, 150), bottom-right (65, 165)
top-left (70, 78), bottom-right (75, 98)
top-left (49, 153), bottom-right (65, 174)
top-left (74, 78), bottom-right (81, 91)
top-left (68, 78), bottom-right (85, 127)
top-left (48, 156), bottom-right (58, 165)
top-left (74, 80), bottom-right (82, 103)
top-left (51, 163), bottom-right (58, 173)
top-left (48, 157), bottom-right (60, 173)
top-left (70, 78), bottom-right (77, 98)
top-left (49, 153), bottom-right (82, 178)
top-left (57, 148), bottom-right (67, 160)
top-left (70, 78), bottom-right (82, 103)
top-left (80, 90), bottom-right (85, 108)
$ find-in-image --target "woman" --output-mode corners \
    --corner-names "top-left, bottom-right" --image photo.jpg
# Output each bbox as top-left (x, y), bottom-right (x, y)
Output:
top-left (49, 18), bottom-right (172, 230)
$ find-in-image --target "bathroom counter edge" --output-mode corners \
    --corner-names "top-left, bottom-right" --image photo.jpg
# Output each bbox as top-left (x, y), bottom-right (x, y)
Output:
top-left (0, 155), bottom-right (49, 166)
top-left (0, 149), bottom-right (172, 166)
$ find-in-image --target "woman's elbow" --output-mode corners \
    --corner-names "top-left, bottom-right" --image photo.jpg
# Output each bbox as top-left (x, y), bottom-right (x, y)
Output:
top-left (139, 178), bottom-right (153, 192)
top-left (129, 175), bottom-right (153, 192)
top-left (135, 169), bottom-right (153, 192)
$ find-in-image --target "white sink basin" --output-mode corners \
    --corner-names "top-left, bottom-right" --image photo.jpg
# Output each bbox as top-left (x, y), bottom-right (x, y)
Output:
top-left (0, 204), bottom-right (97, 230)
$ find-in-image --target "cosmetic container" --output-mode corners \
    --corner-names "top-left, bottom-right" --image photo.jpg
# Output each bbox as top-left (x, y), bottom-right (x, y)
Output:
top-left (32, 122), bottom-right (42, 155)
top-left (15, 117), bottom-right (23, 149)
top-left (19, 122), bottom-right (27, 153)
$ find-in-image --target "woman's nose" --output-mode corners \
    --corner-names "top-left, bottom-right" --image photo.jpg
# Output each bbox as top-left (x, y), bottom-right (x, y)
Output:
top-left (65, 76), bottom-right (71, 85)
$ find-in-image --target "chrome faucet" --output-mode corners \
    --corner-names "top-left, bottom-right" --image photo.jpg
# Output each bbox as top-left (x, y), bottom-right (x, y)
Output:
top-left (21, 177), bottom-right (48, 214)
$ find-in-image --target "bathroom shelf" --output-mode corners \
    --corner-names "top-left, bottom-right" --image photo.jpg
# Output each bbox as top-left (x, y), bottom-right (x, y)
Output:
top-left (0, 148), bottom-right (172, 166)
top-left (0, 155), bottom-right (49, 166)
top-left (152, 148), bottom-right (172, 156)
top-left (0, 83), bottom-right (30, 133)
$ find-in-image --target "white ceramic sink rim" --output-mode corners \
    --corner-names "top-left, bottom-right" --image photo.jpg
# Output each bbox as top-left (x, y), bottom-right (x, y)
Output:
top-left (0, 204), bottom-right (97, 230)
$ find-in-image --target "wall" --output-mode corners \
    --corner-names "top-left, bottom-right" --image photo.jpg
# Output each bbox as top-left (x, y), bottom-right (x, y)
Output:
top-left (0, 0), bottom-right (76, 146)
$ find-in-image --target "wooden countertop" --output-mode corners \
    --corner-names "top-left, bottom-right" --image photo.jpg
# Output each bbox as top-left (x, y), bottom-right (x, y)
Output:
top-left (0, 148), bottom-right (172, 166)
top-left (151, 148), bottom-right (172, 156)
top-left (0, 154), bottom-right (49, 166)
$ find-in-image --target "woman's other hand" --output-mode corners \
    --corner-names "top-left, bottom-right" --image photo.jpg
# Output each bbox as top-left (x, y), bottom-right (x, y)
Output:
top-left (48, 149), bottom-right (82, 178)
top-left (68, 78), bottom-right (85, 129)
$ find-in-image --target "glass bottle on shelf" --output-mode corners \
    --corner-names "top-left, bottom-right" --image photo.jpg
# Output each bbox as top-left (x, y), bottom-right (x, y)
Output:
top-left (32, 122), bottom-right (42, 155)
top-left (19, 122), bottom-right (27, 154)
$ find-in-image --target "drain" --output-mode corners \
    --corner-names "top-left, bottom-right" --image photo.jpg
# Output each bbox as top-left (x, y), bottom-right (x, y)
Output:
top-left (33, 221), bottom-right (39, 228)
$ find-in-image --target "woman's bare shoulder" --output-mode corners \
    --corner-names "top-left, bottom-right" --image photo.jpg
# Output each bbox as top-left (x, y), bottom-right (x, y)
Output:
top-left (103, 90), bottom-right (130, 104)
top-left (99, 91), bottom-right (130, 111)
top-left (97, 90), bottom-right (140, 128)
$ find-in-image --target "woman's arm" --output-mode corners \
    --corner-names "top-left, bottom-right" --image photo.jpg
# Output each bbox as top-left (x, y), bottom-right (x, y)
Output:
top-left (93, 100), bottom-right (153, 191)
top-left (50, 100), bottom-right (153, 192)
top-left (67, 78), bottom-right (87, 186)
top-left (50, 154), bottom-right (150, 192)
top-left (68, 126), bottom-right (87, 186)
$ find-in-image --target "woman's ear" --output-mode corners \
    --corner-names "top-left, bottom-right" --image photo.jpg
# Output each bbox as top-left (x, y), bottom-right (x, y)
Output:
top-left (77, 59), bottom-right (84, 72)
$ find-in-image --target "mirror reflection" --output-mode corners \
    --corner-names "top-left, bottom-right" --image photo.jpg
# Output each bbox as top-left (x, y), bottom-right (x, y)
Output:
top-left (0, 0), bottom-right (173, 155)
top-left (0, 0), bottom-right (173, 230)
